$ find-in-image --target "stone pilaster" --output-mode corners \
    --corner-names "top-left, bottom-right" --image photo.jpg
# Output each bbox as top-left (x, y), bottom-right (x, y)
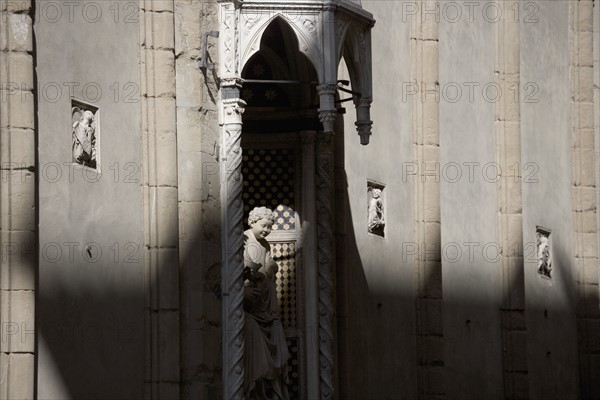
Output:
top-left (174, 0), bottom-right (222, 397)
top-left (494, 3), bottom-right (529, 398)
top-left (571, 1), bottom-right (600, 398)
top-left (410, 2), bottom-right (445, 398)
top-left (0, 1), bottom-right (36, 399)
top-left (139, 1), bottom-right (180, 398)
top-left (219, 79), bottom-right (246, 400)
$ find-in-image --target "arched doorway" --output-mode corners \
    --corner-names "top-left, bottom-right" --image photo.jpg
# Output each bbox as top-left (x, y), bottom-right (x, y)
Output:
top-left (240, 18), bottom-right (320, 400)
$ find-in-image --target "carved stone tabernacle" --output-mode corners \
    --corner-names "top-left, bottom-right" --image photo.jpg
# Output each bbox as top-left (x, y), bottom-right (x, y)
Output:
top-left (536, 227), bottom-right (552, 278)
top-left (72, 102), bottom-right (98, 169)
top-left (367, 184), bottom-right (385, 236)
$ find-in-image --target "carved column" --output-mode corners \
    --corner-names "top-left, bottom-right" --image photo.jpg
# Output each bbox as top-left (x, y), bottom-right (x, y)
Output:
top-left (219, 78), bottom-right (246, 400)
top-left (315, 134), bottom-right (336, 400)
top-left (318, 84), bottom-right (338, 134)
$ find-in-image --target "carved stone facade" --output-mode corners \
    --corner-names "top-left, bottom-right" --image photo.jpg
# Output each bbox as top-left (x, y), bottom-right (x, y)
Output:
top-left (2, 1), bottom-right (599, 400)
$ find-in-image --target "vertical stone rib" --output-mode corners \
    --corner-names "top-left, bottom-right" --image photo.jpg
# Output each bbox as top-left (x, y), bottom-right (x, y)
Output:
top-left (139, 0), bottom-right (180, 398)
top-left (410, 1), bottom-right (444, 398)
top-left (494, 3), bottom-right (528, 398)
top-left (220, 97), bottom-right (246, 400)
top-left (571, 1), bottom-right (600, 398)
top-left (316, 134), bottom-right (335, 400)
top-left (0, 1), bottom-right (36, 399)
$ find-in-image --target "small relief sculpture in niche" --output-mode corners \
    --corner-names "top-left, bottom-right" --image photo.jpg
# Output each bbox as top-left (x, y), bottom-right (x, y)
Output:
top-left (536, 227), bottom-right (552, 278)
top-left (243, 206), bottom-right (290, 400)
top-left (72, 104), bottom-right (97, 169)
top-left (367, 184), bottom-right (385, 236)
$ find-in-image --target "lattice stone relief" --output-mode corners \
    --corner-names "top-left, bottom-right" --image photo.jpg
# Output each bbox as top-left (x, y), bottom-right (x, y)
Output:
top-left (367, 182), bottom-right (385, 237)
top-left (71, 100), bottom-right (98, 169)
top-left (272, 242), bottom-right (297, 328)
top-left (243, 148), bottom-right (296, 231)
top-left (536, 226), bottom-right (552, 278)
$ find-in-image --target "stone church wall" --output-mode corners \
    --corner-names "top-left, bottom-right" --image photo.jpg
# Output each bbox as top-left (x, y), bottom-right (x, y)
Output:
top-left (337, 1), bottom-right (417, 399)
top-left (35, 1), bottom-right (145, 398)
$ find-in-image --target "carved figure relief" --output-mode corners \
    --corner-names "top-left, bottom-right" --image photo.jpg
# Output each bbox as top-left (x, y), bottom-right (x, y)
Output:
top-left (243, 206), bottom-right (290, 400)
top-left (536, 227), bottom-right (552, 278)
top-left (367, 184), bottom-right (385, 236)
top-left (72, 103), bottom-right (97, 169)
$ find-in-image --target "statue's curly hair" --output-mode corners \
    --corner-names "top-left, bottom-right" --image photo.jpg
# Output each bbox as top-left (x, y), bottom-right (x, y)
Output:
top-left (248, 206), bottom-right (275, 225)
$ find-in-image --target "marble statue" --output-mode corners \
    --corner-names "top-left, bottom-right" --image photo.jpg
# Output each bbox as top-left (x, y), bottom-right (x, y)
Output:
top-left (243, 206), bottom-right (290, 400)
top-left (537, 232), bottom-right (552, 278)
top-left (72, 109), bottom-right (97, 168)
top-left (368, 188), bottom-right (385, 235)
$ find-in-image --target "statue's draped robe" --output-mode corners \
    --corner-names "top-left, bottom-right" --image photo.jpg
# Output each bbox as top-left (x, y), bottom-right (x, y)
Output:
top-left (243, 230), bottom-right (290, 400)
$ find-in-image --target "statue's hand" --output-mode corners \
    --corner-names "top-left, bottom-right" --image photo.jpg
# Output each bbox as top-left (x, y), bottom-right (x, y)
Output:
top-left (244, 285), bottom-right (261, 301)
top-left (245, 261), bottom-right (262, 271)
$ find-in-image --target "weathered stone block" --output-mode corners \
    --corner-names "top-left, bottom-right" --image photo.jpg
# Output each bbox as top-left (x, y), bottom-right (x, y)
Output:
top-left (578, 32), bottom-right (594, 67)
top-left (423, 180), bottom-right (440, 223)
top-left (504, 178), bottom-right (523, 215)
top-left (157, 310), bottom-right (180, 381)
top-left (417, 335), bottom-right (444, 364)
top-left (0, 230), bottom-right (36, 290)
top-left (0, 353), bottom-right (34, 400)
top-left (417, 298), bottom-right (442, 335)
top-left (581, 211), bottom-right (598, 233)
top-left (578, 0), bottom-right (594, 32)
top-left (145, 50), bottom-right (175, 98)
top-left (157, 248), bottom-right (180, 310)
top-left (176, 107), bottom-right (203, 153)
top-left (150, 0), bottom-right (174, 13)
top-left (422, 41), bottom-right (438, 84)
top-left (178, 201), bottom-right (202, 242)
top-left (151, 131), bottom-right (178, 187)
top-left (156, 186), bottom-right (179, 247)
top-left (579, 102), bottom-right (595, 129)
top-left (572, 186), bottom-right (596, 212)
top-left (508, 331), bottom-right (528, 371)
top-left (7, 51), bottom-right (33, 90)
top-left (506, 214), bottom-right (523, 244)
top-left (583, 233), bottom-right (599, 258)
top-left (2, 90), bottom-right (34, 129)
top-left (0, 170), bottom-right (35, 231)
top-left (146, 11), bottom-right (175, 50)
top-left (147, 97), bottom-right (177, 133)
top-left (6, 0), bottom-right (31, 12)
top-left (0, 290), bottom-right (34, 352)
top-left (143, 186), bottom-right (179, 248)
top-left (174, 1), bottom-right (202, 57)
top-left (0, 127), bottom-right (35, 166)
top-left (579, 149), bottom-right (596, 187)
top-left (1, 14), bottom-right (33, 52)
top-left (577, 67), bottom-right (594, 102)
top-left (583, 258), bottom-right (599, 285)
top-left (176, 59), bottom-right (203, 109)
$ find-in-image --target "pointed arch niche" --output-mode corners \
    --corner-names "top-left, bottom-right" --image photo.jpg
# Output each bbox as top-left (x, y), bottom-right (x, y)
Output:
top-left (216, 2), bottom-right (375, 399)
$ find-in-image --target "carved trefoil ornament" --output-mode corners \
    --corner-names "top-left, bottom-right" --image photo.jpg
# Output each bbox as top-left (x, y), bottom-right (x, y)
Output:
top-left (71, 100), bottom-right (98, 169)
top-left (367, 182), bottom-right (385, 236)
top-left (536, 226), bottom-right (552, 278)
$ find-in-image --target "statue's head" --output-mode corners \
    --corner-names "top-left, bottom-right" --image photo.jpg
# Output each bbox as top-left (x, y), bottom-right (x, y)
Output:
top-left (372, 188), bottom-right (382, 198)
top-left (82, 110), bottom-right (94, 124)
top-left (248, 207), bottom-right (275, 240)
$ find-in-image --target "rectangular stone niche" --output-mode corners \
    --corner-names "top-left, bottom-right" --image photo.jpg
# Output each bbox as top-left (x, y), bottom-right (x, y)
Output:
top-left (71, 100), bottom-right (99, 170)
top-left (536, 226), bottom-right (552, 279)
top-left (367, 181), bottom-right (385, 237)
